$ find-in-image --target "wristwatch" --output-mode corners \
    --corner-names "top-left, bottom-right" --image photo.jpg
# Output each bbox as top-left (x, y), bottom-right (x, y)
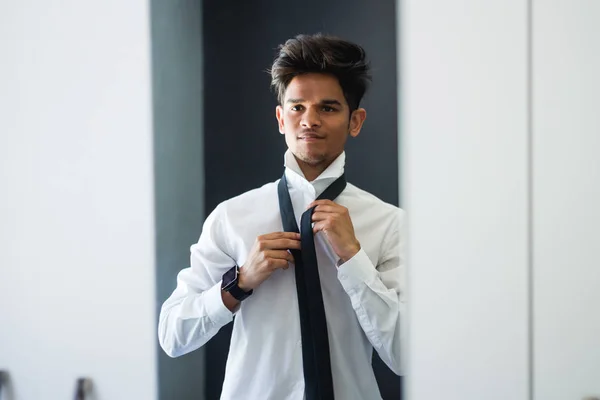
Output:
top-left (221, 265), bottom-right (253, 301)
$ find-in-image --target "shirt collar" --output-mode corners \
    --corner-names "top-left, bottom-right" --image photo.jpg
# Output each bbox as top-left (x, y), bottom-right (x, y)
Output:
top-left (283, 149), bottom-right (346, 198)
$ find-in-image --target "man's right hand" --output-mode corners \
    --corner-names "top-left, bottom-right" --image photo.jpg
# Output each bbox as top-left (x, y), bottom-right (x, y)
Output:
top-left (237, 232), bottom-right (301, 291)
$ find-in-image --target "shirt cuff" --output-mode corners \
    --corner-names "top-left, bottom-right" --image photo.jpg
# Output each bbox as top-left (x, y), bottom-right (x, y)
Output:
top-left (337, 248), bottom-right (378, 292)
top-left (203, 281), bottom-right (234, 326)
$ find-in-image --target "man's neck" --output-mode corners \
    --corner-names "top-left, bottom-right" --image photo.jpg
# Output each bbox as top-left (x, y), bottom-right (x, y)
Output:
top-left (294, 155), bottom-right (337, 182)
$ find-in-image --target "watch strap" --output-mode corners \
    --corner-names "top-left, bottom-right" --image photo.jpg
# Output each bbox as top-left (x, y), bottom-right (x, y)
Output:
top-left (228, 282), bottom-right (253, 301)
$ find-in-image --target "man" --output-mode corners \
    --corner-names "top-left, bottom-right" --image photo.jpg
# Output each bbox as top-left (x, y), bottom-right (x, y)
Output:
top-left (158, 33), bottom-right (405, 400)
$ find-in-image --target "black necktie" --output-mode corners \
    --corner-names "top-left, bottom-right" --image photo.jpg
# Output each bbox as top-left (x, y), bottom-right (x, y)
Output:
top-left (277, 172), bottom-right (347, 400)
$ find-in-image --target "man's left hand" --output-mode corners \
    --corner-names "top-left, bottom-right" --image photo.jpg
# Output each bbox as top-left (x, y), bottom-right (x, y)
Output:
top-left (308, 199), bottom-right (361, 263)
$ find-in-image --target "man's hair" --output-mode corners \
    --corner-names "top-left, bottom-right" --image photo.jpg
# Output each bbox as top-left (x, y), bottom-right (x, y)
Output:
top-left (269, 33), bottom-right (371, 112)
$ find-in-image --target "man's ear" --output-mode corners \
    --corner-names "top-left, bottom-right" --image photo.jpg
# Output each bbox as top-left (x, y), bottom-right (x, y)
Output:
top-left (276, 105), bottom-right (285, 134)
top-left (349, 108), bottom-right (367, 138)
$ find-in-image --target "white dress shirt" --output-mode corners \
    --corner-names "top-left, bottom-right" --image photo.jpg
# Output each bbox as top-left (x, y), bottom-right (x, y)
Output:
top-left (158, 150), bottom-right (406, 400)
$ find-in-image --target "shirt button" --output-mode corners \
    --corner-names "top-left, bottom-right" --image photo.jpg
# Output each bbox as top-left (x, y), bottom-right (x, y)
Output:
top-left (340, 274), bottom-right (347, 280)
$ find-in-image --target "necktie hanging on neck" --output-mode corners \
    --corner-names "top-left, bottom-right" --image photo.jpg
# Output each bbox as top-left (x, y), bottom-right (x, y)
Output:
top-left (277, 172), bottom-right (347, 400)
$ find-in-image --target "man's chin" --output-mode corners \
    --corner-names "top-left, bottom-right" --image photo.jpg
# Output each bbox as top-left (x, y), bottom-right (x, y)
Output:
top-left (293, 152), bottom-right (327, 167)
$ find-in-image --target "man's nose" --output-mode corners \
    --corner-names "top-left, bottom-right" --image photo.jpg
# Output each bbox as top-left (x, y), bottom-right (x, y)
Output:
top-left (301, 107), bottom-right (321, 128)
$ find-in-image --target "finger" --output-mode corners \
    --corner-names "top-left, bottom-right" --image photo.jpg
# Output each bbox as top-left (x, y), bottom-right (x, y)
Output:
top-left (260, 238), bottom-right (301, 251)
top-left (313, 221), bottom-right (329, 234)
top-left (259, 232), bottom-right (301, 241)
top-left (267, 258), bottom-right (290, 271)
top-left (306, 199), bottom-right (337, 210)
top-left (313, 204), bottom-right (345, 214)
top-left (312, 212), bottom-right (337, 222)
top-left (264, 250), bottom-right (295, 263)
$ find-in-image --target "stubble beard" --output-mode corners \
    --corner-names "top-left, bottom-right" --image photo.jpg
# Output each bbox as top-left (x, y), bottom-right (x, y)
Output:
top-left (294, 148), bottom-right (329, 168)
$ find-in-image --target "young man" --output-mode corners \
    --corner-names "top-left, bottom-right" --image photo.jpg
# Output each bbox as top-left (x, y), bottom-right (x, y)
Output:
top-left (159, 33), bottom-right (406, 400)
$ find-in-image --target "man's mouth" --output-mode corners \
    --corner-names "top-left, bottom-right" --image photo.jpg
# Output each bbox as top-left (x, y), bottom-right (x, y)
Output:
top-left (298, 132), bottom-right (325, 141)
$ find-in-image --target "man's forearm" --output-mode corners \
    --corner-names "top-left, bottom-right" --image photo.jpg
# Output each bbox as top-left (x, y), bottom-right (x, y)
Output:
top-left (158, 279), bottom-right (234, 357)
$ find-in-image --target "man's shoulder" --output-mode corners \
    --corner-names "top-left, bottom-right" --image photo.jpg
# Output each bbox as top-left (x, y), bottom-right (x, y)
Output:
top-left (345, 182), bottom-right (403, 215)
top-left (213, 179), bottom-right (279, 215)
top-left (344, 183), bottom-right (406, 239)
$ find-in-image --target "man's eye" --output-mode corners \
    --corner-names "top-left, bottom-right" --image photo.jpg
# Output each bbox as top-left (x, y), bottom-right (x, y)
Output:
top-left (291, 105), bottom-right (304, 111)
top-left (322, 106), bottom-right (337, 112)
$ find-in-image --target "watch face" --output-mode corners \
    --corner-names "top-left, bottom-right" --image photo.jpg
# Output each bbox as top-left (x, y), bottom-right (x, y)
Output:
top-left (222, 266), bottom-right (238, 291)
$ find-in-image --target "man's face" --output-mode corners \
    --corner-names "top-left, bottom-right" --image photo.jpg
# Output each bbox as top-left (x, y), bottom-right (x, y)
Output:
top-left (276, 73), bottom-right (366, 169)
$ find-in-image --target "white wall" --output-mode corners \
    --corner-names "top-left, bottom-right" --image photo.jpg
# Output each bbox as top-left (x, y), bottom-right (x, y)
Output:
top-left (401, 1), bottom-right (530, 399)
top-left (402, 1), bottom-right (600, 399)
top-left (0, 1), bottom-right (157, 399)
top-left (533, 1), bottom-right (600, 399)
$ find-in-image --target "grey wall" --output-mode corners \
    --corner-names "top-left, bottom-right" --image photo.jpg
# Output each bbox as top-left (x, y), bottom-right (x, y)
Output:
top-left (202, 1), bottom-right (400, 399)
top-left (150, 1), bottom-right (206, 399)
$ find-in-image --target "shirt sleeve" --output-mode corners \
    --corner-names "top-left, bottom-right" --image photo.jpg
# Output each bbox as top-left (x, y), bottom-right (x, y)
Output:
top-left (158, 204), bottom-right (236, 358)
top-left (337, 208), bottom-right (407, 375)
